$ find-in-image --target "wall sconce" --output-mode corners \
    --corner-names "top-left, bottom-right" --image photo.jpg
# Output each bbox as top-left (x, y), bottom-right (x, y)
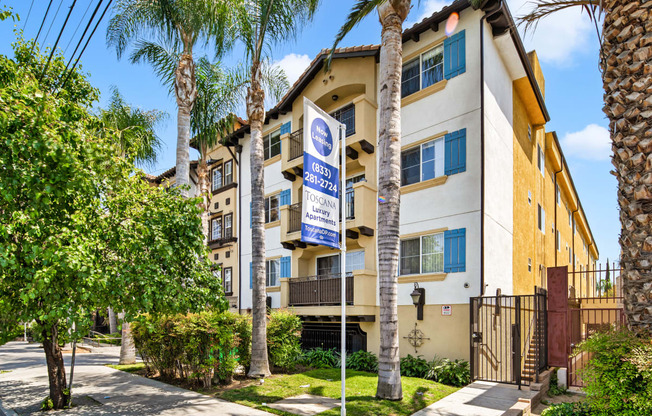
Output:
top-left (410, 283), bottom-right (425, 320)
top-left (332, 94), bottom-right (339, 101)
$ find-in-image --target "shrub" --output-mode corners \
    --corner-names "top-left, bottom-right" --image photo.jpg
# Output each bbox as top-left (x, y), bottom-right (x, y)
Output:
top-left (267, 309), bottom-right (302, 371)
top-left (577, 329), bottom-right (652, 415)
top-left (131, 311), bottom-right (251, 387)
top-left (427, 358), bottom-right (470, 386)
top-left (301, 347), bottom-right (340, 369)
top-left (346, 350), bottom-right (378, 372)
top-left (0, 323), bottom-right (23, 345)
top-left (400, 354), bottom-right (429, 378)
top-left (548, 370), bottom-right (567, 396)
top-left (541, 402), bottom-right (593, 416)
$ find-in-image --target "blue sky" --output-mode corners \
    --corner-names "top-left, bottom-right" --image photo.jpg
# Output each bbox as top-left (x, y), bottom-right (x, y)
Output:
top-left (0, 0), bottom-right (618, 264)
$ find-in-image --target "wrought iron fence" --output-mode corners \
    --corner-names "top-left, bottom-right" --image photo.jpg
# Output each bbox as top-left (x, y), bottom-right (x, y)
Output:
top-left (289, 273), bottom-right (354, 306)
top-left (289, 129), bottom-right (303, 161)
top-left (288, 203), bottom-right (302, 233)
top-left (568, 262), bottom-right (623, 302)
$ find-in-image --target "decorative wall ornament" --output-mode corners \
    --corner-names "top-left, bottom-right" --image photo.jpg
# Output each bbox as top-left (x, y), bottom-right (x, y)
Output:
top-left (404, 322), bottom-right (430, 353)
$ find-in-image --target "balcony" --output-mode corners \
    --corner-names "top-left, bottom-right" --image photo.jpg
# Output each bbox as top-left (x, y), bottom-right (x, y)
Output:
top-left (281, 95), bottom-right (377, 181)
top-left (280, 182), bottom-right (376, 249)
top-left (208, 230), bottom-right (237, 249)
top-left (288, 273), bottom-right (354, 306)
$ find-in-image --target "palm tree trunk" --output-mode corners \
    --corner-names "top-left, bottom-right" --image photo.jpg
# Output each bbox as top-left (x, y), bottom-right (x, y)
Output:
top-left (175, 52), bottom-right (197, 197)
top-left (602, 0), bottom-right (652, 334)
top-left (375, 0), bottom-right (409, 400)
top-left (108, 307), bottom-right (118, 334)
top-left (198, 146), bottom-right (210, 244)
top-left (119, 320), bottom-right (137, 365)
top-left (42, 323), bottom-right (69, 409)
top-left (247, 63), bottom-right (271, 378)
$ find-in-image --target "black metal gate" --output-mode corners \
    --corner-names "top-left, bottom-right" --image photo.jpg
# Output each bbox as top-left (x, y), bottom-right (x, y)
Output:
top-left (470, 288), bottom-right (547, 387)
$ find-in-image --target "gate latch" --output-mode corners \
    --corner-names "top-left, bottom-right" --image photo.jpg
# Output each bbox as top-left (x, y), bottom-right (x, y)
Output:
top-left (472, 332), bottom-right (483, 343)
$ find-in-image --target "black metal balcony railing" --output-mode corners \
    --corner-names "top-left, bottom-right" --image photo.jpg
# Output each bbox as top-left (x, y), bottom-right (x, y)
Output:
top-left (208, 228), bottom-right (235, 248)
top-left (289, 273), bottom-right (354, 306)
top-left (288, 129), bottom-right (303, 161)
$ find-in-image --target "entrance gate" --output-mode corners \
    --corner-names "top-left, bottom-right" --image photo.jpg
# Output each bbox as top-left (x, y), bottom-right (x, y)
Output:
top-left (470, 289), bottom-right (548, 387)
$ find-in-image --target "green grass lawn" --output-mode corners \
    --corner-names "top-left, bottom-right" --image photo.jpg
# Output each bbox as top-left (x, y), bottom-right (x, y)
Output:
top-left (214, 368), bottom-right (459, 416)
top-left (106, 363), bottom-right (147, 373)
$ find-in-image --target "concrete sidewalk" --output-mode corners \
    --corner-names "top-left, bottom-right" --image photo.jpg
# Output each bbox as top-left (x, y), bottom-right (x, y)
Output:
top-left (0, 341), bottom-right (272, 416)
top-left (412, 381), bottom-right (535, 416)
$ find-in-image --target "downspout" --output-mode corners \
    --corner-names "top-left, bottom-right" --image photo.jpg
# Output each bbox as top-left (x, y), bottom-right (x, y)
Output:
top-left (554, 164), bottom-right (563, 267)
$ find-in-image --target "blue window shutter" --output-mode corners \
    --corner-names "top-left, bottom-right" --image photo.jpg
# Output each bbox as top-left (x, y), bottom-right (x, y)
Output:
top-left (444, 228), bottom-right (466, 273)
top-left (249, 262), bottom-right (253, 289)
top-left (445, 128), bottom-right (467, 175)
top-left (280, 256), bottom-right (291, 278)
top-left (280, 121), bottom-right (291, 136)
top-left (280, 189), bottom-right (291, 206)
top-left (249, 202), bottom-right (252, 228)
top-left (444, 30), bottom-right (466, 80)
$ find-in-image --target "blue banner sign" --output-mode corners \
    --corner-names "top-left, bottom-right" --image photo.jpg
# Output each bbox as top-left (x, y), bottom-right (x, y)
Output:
top-left (301, 98), bottom-right (343, 249)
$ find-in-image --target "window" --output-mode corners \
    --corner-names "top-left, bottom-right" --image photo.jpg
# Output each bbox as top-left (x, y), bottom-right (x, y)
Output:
top-left (401, 44), bottom-right (444, 98)
top-left (400, 233), bottom-right (444, 275)
top-left (266, 258), bottom-right (280, 287)
top-left (556, 230), bottom-right (560, 251)
top-left (331, 104), bottom-right (355, 137)
top-left (527, 124), bottom-right (532, 141)
top-left (537, 144), bottom-right (545, 176)
top-left (223, 160), bottom-right (233, 185)
top-left (213, 266), bottom-right (222, 283)
top-left (211, 165), bottom-right (223, 191)
top-left (568, 208), bottom-right (571, 226)
top-left (556, 184), bottom-right (561, 205)
top-left (567, 244), bottom-right (571, 263)
top-left (211, 217), bottom-right (222, 241)
top-left (317, 251), bottom-right (366, 278)
top-left (528, 258), bottom-right (532, 272)
top-left (537, 204), bottom-right (545, 234)
top-left (224, 214), bottom-right (233, 238)
top-left (345, 175), bottom-right (365, 219)
top-left (528, 190), bottom-right (532, 205)
top-left (401, 138), bottom-right (444, 186)
top-left (223, 267), bottom-right (232, 294)
top-left (265, 194), bottom-right (280, 223)
top-left (263, 129), bottom-right (281, 160)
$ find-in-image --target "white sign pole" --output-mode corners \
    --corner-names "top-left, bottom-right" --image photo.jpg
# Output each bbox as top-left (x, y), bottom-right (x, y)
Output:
top-left (340, 125), bottom-right (347, 416)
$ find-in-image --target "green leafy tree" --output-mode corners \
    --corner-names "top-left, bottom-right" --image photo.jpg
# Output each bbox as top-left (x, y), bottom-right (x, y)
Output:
top-left (0, 39), bottom-right (225, 409)
top-left (330, 0), bottom-right (411, 399)
top-left (231, 0), bottom-right (318, 379)
top-left (107, 0), bottom-right (234, 197)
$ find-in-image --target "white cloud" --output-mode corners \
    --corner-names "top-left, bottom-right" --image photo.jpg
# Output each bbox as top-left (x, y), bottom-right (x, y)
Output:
top-left (274, 53), bottom-right (312, 86)
top-left (507, 0), bottom-right (593, 66)
top-left (406, 0), bottom-right (449, 27)
top-left (561, 124), bottom-right (611, 161)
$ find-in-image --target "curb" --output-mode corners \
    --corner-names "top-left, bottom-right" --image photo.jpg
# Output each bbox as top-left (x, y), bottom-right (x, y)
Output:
top-left (0, 397), bottom-right (18, 416)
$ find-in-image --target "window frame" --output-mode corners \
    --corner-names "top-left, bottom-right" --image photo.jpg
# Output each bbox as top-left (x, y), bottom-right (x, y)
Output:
top-left (224, 213), bottom-right (233, 238)
top-left (537, 144), bottom-right (545, 176)
top-left (210, 216), bottom-right (222, 241)
top-left (537, 204), bottom-right (545, 234)
top-left (264, 194), bottom-right (280, 224)
top-left (266, 258), bottom-right (280, 287)
top-left (223, 267), bottom-right (232, 294)
top-left (401, 44), bottom-right (444, 98)
top-left (400, 137), bottom-right (444, 187)
top-left (330, 104), bottom-right (356, 137)
top-left (399, 232), bottom-right (445, 276)
top-left (223, 160), bottom-right (233, 185)
top-left (211, 164), bottom-right (223, 191)
top-left (263, 129), bottom-right (281, 161)
top-left (315, 250), bottom-right (365, 278)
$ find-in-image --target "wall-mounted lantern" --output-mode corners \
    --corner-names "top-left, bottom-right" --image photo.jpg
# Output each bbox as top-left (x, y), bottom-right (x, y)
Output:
top-left (410, 283), bottom-right (425, 320)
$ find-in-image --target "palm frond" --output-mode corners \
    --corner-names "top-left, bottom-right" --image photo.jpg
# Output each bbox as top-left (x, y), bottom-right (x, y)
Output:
top-left (326, 0), bottom-right (386, 71)
top-left (518, 0), bottom-right (602, 34)
top-left (129, 40), bottom-right (180, 95)
top-left (260, 60), bottom-right (290, 104)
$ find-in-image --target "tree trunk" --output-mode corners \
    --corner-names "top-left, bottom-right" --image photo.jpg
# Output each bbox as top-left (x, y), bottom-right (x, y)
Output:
top-left (108, 307), bottom-right (118, 334)
top-left (247, 62), bottom-right (271, 378)
top-left (602, 0), bottom-right (652, 334)
top-left (175, 52), bottom-right (197, 197)
top-left (375, 0), bottom-right (409, 400)
top-left (42, 324), bottom-right (69, 409)
top-left (119, 320), bottom-right (136, 365)
top-left (198, 145), bottom-right (210, 244)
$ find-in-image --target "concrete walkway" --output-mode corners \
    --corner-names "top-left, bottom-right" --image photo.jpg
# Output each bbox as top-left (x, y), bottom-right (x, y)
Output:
top-left (0, 341), bottom-right (272, 416)
top-left (412, 381), bottom-right (534, 416)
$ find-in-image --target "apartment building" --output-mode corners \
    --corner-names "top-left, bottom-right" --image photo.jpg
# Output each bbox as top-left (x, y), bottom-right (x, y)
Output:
top-left (154, 0), bottom-right (599, 360)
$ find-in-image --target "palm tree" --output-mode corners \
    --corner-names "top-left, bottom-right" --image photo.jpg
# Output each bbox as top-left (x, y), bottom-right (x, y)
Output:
top-left (231, 0), bottom-right (319, 378)
top-left (107, 0), bottom-right (233, 197)
top-left (518, 0), bottom-right (652, 334)
top-left (330, 0), bottom-right (410, 400)
top-left (99, 87), bottom-right (167, 169)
